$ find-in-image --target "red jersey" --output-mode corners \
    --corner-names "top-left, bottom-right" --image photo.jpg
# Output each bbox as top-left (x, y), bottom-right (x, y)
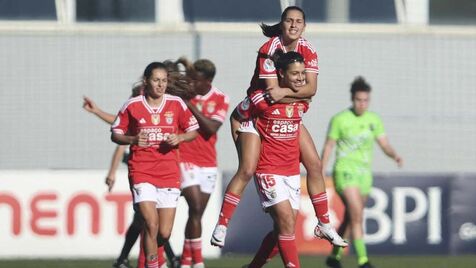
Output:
top-left (112, 94), bottom-right (199, 188)
top-left (252, 90), bottom-right (309, 176)
top-left (179, 87), bottom-right (230, 167)
top-left (247, 36), bottom-right (318, 96)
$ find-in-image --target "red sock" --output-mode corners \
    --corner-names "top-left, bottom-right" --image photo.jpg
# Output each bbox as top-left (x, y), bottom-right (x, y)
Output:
top-left (181, 239), bottom-right (192, 266)
top-left (138, 231), bottom-right (146, 268)
top-left (157, 245), bottom-right (165, 267)
top-left (146, 258), bottom-right (158, 268)
top-left (249, 231), bottom-right (279, 268)
top-left (278, 234), bottom-right (300, 268)
top-left (218, 192), bottom-right (240, 226)
top-left (191, 238), bottom-right (203, 264)
top-left (311, 192), bottom-right (330, 224)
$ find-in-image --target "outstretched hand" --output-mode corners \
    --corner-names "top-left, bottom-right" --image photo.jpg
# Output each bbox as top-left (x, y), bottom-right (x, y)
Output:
top-left (82, 96), bottom-right (98, 114)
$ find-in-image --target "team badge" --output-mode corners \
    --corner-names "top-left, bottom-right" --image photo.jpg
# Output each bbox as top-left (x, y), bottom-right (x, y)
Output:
top-left (164, 111), bottom-right (174, 125)
top-left (285, 105), bottom-right (294, 118)
top-left (207, 101), bottom-right (216, 113)
top-left (297, 104), bottom-right (304, 117)
top-left (263, 58), bottom-right (276, 72)
top-left (196, 101), bottom-right (203, 112)
top-left (240, 97), bottom-right (250, 111)
top-left (151, 114), bottom-right (160, 125)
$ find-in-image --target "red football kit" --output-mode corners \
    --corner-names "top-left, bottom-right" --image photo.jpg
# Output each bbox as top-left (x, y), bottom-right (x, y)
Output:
top-left (251, 90), bottom-right (309, 176)
top-left (236, 36), bottom-right (318, 119)
top-left (179, 87), bottom-right (230, 167)
top-left (112, 94), bottom-right (199, 188)
top-left (247, 36), bottom-right (318, 96)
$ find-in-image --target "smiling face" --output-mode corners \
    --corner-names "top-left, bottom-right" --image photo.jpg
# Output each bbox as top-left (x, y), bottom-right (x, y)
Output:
top-left (280, 61), bottom-right (306, 92)
top-left (280, 9), bottom-right (306, 44)
top-left (144, 68), bottom-right (168, 99)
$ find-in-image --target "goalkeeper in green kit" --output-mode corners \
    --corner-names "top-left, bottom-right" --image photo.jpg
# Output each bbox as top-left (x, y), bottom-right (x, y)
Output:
top-left (321, 76), bottom-right (403, 268)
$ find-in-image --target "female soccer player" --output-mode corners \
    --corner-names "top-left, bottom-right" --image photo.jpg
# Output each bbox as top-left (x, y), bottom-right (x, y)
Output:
top-left (321, 77), bottom-right (403, 268)
top-left (178, 59), bottom-right (229, 268)
top-left (111, 62), bottom-right (199, 268)
top-left (211, 6), bottom-right (346, 248)
top-left (244, 50), bottom-right (309, 268)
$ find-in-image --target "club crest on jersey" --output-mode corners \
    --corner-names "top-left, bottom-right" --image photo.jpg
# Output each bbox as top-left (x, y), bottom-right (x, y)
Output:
top-left (207, 101), bottom-right (216, 113)
top-left (297, 104), bottom-right (304, 117)
top-left (164, 111), bottom-right (174, 125)
top-left (263, 58), bottom-right (276, 72)
top-left (196, 101), bottom-right (203, 112)
top-left (151, 114), bottom-right (160, 125)
top-left (285, 105), bottom-right (294, 118)
top-left (240, 97), bottom-right (250, 111)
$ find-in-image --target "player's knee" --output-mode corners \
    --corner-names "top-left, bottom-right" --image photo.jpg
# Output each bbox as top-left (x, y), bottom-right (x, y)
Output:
top-left (188, 204), bottom-right (205, 218)
top-left (237, 164), bottom-right (256, 179)
top-left (158, 229), bottom-right (172, 241)
top-left (145, 219), bottom-right (159, 230)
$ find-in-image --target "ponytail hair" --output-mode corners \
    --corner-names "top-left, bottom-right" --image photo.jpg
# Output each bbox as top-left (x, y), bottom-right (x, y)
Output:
top-left (260, 6), bottom-right (306, 38)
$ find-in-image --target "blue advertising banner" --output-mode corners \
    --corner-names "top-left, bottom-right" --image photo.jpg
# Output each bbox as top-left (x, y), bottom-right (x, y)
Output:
top-left (449, 174), bottom-right (476, 254)
top-left (221, 172), bottom-right (476, 255)
top-left (365, 174), bottom-right (451, 254)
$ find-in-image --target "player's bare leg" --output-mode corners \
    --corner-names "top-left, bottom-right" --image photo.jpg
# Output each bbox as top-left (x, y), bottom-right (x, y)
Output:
top-left (181, 185), bottom-right (211, 267)
top-left (340, 187), bottom-right (373, 268)
top-left (211, 114), bottom-right (261, 247)
top-left (299, 125), bottom-right (347, 247)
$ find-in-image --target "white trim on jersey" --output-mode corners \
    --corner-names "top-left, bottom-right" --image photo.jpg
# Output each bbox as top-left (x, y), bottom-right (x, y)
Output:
top-left (141, 95), bottom-right (166, 114)
top-left (119, 95), bottom-right (143, 113)
top-left (165, 94), bottom-right (188, 110)
top-left (185, 124), bottom-right (199, 133)
top-left (251, 92), bottom-right (265, 105)
top-left (211, 114), bottom-right (225, 122)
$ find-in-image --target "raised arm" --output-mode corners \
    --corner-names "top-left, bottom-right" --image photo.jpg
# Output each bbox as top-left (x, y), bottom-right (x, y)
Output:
top-left (186, 101), bottom-right (222, 136)
top-left (83, 96), bottom-right (116, 124)
top-left (376, 135), bottom-right (403, 167)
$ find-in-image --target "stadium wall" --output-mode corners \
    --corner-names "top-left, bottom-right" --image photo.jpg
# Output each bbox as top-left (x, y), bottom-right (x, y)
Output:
top-left (0, 23), bottom-right (475, 173)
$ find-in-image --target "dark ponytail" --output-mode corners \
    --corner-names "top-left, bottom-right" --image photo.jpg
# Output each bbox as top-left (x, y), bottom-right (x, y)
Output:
top-left (260, 6), bottom-right (306, 38)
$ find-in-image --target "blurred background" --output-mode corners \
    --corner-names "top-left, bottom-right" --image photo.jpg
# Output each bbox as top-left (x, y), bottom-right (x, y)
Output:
top-left (0, 0), bottom-right (475, 265)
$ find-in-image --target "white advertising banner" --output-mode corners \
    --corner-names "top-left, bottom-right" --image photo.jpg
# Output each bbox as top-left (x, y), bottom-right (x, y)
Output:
top-left (0, 170), bottom-right (221, 258)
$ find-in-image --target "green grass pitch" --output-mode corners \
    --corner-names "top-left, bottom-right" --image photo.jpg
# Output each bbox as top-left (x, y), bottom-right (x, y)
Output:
top-left (1, 255), bottom-right (475, 268)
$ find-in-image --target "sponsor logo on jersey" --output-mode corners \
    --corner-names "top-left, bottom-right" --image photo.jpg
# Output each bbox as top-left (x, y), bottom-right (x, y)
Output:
top-left (164, 111), bottom-right (174, 124)
top-left (151, 114), bottom-right (160, 125)
top-left (307, 59), bottom-right (318, 68)
top-left (263, 58), bottom-right (276, 72)
top-left (285, 105), bottom-right (294, 118)
top-left (207, 101), bottom-right (216, 113)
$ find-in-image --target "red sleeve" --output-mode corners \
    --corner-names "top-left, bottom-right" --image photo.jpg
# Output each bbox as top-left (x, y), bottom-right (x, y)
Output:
top-left (257, 40), bottom-right (278, 80)
top-left (302, 45), bottom-right (319, 74)
top-left (210, 94), bottom-right (230, 123)
top-left (249, 90), bottom-right (270, 114)
top-left (111, 102), bottom-right (130, 135)
top-left (178, 103), bottom-right (199, 132)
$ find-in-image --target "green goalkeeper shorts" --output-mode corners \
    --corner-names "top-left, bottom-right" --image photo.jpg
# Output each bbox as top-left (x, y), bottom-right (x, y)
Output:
top-left (333, 167), bottom-right (373, 195)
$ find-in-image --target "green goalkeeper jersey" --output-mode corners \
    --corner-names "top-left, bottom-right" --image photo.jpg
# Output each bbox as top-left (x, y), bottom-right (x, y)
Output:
top-left (327, 108), bottom-right (385, 171)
